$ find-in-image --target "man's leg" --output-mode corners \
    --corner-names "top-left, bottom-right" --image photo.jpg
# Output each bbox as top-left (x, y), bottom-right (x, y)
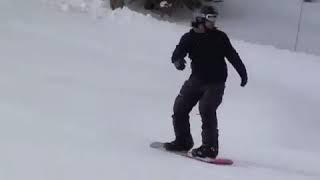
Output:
top-left (165, 77), bottom-right (202, 151)
top-left (198, 83), bottom-right (225, 150)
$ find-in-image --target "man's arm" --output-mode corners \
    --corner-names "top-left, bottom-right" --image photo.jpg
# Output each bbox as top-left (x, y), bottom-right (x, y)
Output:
top-left (171, 33), bottom-right (191, 67)
top-left (223, 33), bottom-right (248, 86)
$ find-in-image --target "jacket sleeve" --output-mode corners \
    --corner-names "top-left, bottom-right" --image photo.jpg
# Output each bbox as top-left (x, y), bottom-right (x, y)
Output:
top-left (223, 33), bottom-right (248, 80)
top-left (171, 33), bottom-right (191, 63)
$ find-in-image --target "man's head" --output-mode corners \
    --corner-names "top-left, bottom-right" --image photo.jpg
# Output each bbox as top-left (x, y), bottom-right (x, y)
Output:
top-left (191, 5), bottom-right (218, 30)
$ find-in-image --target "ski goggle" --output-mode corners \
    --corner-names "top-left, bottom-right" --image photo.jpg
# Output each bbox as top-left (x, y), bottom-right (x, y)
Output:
top-left (194, 13), bottom-right (217, 23)
top-left (202, 14), bottom-right (218, 22)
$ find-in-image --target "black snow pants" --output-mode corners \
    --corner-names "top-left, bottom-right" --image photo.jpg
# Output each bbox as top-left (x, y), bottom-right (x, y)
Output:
top-left (172, 76), bottom-right (225, 149)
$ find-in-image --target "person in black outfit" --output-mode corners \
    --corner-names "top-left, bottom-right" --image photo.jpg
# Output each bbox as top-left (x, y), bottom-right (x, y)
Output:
top-left (164, 5), bottom-right (248, 159)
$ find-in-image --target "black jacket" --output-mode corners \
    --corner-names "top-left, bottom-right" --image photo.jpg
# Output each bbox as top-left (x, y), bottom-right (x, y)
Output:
top-left (172, 28), bottom-right (247, 83)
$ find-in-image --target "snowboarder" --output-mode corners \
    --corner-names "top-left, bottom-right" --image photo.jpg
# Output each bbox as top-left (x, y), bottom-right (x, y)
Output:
top-left (164, 5), bottom-right (248, 159)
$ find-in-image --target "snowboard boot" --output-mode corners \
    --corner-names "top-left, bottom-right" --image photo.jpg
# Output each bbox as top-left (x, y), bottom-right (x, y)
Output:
top-left (191, 144), bottom-right (218, 158)
top-left (164, 137), bottom-right (194, 152)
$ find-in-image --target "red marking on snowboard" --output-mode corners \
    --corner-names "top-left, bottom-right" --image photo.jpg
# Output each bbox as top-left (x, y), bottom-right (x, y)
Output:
top-left (150, 141), bottom-right (233, 165)
top-left (183, 152), bottom-right (233, 165)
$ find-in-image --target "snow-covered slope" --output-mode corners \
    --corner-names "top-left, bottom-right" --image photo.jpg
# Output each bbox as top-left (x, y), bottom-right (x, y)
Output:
top-left (1, 0), bottom-right (320, 180)
top-left (45, 0), bottom-right (320, 55)
top-left (127, 0), bottom-right (320, 55)
top-left (217, 0), bottom-right (320, 55)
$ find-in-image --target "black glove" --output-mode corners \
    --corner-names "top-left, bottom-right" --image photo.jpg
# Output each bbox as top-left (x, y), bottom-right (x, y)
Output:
top-left (173, 59), bottom-right (186, 71)
top-left (241, 76), bottom-right (248, 87)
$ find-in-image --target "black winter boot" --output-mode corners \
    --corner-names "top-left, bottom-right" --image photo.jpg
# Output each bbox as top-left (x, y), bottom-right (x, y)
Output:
top-left (191, 144), bottom-right (218, 158)
top-left (164, 136), bottom-right (194, 152)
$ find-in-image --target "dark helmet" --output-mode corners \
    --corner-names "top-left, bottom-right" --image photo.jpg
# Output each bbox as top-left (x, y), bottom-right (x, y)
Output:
top-left (200, 5), bottom-right (218, 16)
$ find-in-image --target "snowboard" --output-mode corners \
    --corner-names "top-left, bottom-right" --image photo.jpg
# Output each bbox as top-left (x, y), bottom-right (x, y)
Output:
top-left (150, 142), bottom-right (233, 165)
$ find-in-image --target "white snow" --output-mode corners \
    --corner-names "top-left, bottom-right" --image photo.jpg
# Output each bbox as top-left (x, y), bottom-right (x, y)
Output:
top-left (127, 0), bottom-right (320, 55)
top-left (216, 0), bottom-right (320, 55)
top-left (0, 0), bottom-right (320, 180)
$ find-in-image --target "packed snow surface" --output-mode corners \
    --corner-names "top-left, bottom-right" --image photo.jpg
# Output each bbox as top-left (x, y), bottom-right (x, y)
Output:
top-left (0, 0), bottom-right (319, 180)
